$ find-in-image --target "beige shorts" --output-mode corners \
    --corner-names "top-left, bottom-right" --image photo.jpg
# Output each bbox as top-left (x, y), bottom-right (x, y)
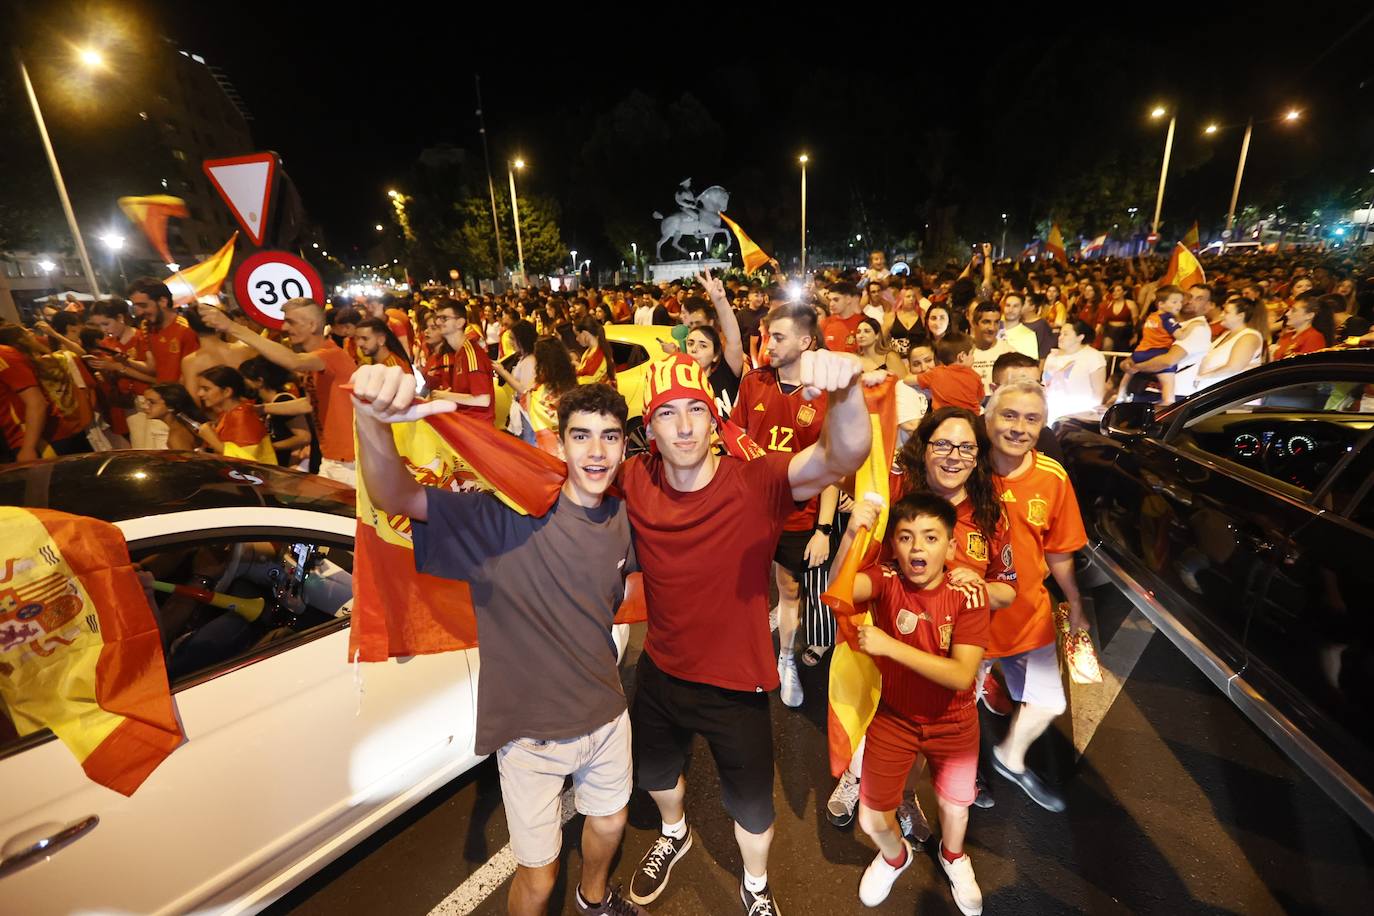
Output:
top-left (496, 710), bottom-right (632, 868)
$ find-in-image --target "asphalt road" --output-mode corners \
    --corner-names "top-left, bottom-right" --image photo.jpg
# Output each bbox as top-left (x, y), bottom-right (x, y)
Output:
top-left (267, 581), bottom-right (1374, 915)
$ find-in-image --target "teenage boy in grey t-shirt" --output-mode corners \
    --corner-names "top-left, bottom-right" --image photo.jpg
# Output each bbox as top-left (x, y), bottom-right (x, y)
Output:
top-left (352, 368), bottom-right (641, 916)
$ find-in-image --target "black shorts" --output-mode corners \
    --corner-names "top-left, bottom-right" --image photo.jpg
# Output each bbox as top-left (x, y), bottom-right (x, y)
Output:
top-left (630, 652), bottom-right (775, 834)
top-left (772, 529), bottom-right (813, 580)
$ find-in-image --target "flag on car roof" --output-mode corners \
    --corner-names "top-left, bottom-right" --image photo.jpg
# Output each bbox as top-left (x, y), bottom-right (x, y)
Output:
top-left (1045, 222), bottom-right (1067, 264)
top-left (350, 410), bottom-right (648, 662)
top-left (117, 194), bottom-right (189, 265)
top-left (718, 212), bottom-right (772, 274)
top-left (165, 234), bottom-right (237, 305)
top-left (0, 508), bottom-right (184, 795)
top-left (822, 376), bottom-right (897, 778)
top-left (1182, 220), bottom-right (1201, 253)
top-left (1160, 241), bottom-right (1206, 290)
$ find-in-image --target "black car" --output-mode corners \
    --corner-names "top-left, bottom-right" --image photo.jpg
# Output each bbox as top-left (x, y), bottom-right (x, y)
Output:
top-left (1056, 348), bottom-right (1374, 836)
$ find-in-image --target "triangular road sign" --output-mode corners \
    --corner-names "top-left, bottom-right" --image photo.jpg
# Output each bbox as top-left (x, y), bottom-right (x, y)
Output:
top-left (203, 152), bottom-right (279, 247)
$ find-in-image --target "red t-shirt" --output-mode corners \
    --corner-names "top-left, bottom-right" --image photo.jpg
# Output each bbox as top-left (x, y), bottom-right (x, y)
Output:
top-left (990, 451), bottom-right (1087, 658)
top-left (619, 451), bottom-right (797, 692)
top-left (1273, 326), bottom-right (1326, 360)
top-left (0, 344), bottom-right (40, 451)
top-left (916, 364), bottom-right (984, 413)
top-left (430, 340), bottom-right (495, 423)
top-left (146, 316), bottom-right (200, 382)
top-left (305, 340), bottom-right (358, 462)
top-left (863, 564), bottom-right (990, 723)
top-left (821, 312), bottom-right (865, 353)
top-left (734, 367), bottom-right (826, 531)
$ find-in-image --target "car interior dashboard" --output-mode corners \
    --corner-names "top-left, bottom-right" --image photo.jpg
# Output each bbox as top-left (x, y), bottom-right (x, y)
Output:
top-left (1182, 412), bottom-right (1371, 492)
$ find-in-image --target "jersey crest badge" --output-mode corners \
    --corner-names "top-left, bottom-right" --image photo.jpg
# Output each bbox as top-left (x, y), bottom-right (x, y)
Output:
top-left (895, 609), bottom-right (918, 635)
top-left (965, 532), bottom-right (988, 563)
top-left (796, 403), bottom-right (816, 427)
top-left (939, 623), bottom-right (953, 650)
top-left (1027, 497), bottom-right (1049, 527)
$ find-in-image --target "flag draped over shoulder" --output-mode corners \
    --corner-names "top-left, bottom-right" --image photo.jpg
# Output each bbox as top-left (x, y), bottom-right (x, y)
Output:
top-left (350, 410), bottom-right (648, 662)
top-left (118, 195), bottom-right (189, 265)
top-left (822, 377), bottom-right (897, 778)
top-left (1045, 222), bottom-right (1067, 264)
top-left (718, 212), bottom-right (772, 273)
top-left (1160, 242), bottom-right (1206, 290)
top-left (0, 508), bottom-right (183, 795)
top-left (217, 404), bottom-right (277, 465)
top-left (165, 234), bottom-right (237, 305)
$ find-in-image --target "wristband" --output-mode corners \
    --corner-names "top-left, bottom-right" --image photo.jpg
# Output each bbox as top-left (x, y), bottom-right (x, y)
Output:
top-left (816, 523), bottom-right (834, 536)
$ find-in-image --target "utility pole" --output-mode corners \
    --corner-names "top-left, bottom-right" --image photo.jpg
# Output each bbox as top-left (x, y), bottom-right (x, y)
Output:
top-left (474, 74), bottom-right (505, 284)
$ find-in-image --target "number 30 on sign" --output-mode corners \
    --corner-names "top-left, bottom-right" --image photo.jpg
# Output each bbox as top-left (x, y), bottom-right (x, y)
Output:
top-left (232, 250), bottom-right (325, 329)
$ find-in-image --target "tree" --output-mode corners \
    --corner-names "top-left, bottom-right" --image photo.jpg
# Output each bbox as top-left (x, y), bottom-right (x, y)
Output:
top-left (450, 194), bottom-right (567, 279)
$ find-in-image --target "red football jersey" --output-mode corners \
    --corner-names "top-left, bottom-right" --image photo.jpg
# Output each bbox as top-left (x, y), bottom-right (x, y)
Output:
top-left (864, 564), bottom-right (991, 723)
top-left (430, 340), bottom-right (495, 423)
top-left (735, 367), bottom-right (827, 531)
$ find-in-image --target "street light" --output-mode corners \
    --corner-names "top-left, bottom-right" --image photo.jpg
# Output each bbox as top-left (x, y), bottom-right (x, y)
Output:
top-left (799, 153), bottom-right (809, 275)
top-left (374, 224), bottom-right (384, 232)
top-left (38, 259), bottom-right (55, 273)
top-left (77, 48), bottom-right (104, 69)
top-left (1000, 212), bottom-right (1008, 258)
top-left (1204, 123), bottom-right (1219, 134)
top-left (508, 158), bottom-right (526, 284)
top-left (18, 48), bottom-right (105, 297)
top-left (630, 241), bottom-right (639, 280)
top-left (570, 249), bottom-right (578, 270)
top-left (387, 189), bottom-right (399, 199)
top-left (99, 233), bottom-right (124, 251)
top-left (1285, 109), bottom-right (1301, 122)
top-left (1149, 105), bottom-right (1176, 235)
top-left (1205, 109), bottom-right (1304, 236)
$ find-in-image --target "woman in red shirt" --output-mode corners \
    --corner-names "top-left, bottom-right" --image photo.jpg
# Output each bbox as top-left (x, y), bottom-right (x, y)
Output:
top-left (1273, 296), bottom-right (1334, 360)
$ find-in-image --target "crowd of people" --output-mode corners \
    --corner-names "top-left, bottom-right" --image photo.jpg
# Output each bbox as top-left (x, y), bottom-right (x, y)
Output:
top-left (2, 244), bottom-right (1372, 914)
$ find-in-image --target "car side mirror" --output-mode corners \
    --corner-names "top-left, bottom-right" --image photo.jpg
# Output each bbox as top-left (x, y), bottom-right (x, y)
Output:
top-left (1101, 401), bottom-right (1154, 440)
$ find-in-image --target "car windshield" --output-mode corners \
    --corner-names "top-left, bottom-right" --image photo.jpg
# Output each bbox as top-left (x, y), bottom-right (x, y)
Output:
top-left (0, 452), bottom-right (354, 522)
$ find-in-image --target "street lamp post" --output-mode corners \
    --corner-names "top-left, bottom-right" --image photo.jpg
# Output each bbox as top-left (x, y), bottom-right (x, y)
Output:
top-left (1224, 118), bottom-right (1255, 236)
top-left (508, 158), bottom-right (526, 285)
top-left (1150, 107), bottom-right (1176, 236)
top-left (18, 52), bottom-right (103, 298)
top-left (999, 213), bottom-right (1008, 259)
top-left (630, 242), bottom-right (638, 281)
top-left (799, 154), bottom-right (809, 275)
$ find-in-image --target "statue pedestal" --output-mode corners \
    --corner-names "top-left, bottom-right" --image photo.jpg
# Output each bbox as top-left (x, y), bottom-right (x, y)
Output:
top-left (648, 259), bottom-right (731, 284)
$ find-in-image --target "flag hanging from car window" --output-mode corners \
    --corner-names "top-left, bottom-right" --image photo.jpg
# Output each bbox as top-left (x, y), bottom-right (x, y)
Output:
top-left (0, 508), bottom-right (184, 795)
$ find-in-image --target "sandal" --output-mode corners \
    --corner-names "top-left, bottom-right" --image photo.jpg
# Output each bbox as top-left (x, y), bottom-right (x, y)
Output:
top-left (801, 644), bottom-right (830, 667)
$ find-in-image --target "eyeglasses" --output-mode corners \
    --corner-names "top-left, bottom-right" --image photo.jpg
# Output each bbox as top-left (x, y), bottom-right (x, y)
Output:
top-left (928, 439), bottom-right (978, 460)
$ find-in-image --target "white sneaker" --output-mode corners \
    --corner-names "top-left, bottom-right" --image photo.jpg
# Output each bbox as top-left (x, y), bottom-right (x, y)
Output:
top-left (778, 652), bottom-right (803, 708)
top-left (858, 839), bottom-right (912, 907)
top-left (769, 605), bottom-right (779, 632)
top-left (826, 770), bottom-right (861, 827)
top-left (938, 843), bottom-right (983, 915)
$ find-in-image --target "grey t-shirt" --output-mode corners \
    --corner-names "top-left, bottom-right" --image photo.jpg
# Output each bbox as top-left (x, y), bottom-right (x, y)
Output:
top-left (413, 489), bottom-right (635, 755)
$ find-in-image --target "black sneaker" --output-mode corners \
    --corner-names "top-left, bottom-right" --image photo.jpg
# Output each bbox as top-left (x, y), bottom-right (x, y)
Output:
top-left (739, 879), bottom-right (782, 915)
top-left (972, 774), bottom-right (995, 809)
top-left (991, 748), bottom-right (1066, 813)
top-left (575, 882), bottom-right (643, 915)
top-left (628, 828), bottom-right (693, 905)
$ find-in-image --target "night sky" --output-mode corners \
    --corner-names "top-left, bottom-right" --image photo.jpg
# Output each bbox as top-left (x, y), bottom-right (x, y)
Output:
top-left (120, 3), bottom-right (1374, 261)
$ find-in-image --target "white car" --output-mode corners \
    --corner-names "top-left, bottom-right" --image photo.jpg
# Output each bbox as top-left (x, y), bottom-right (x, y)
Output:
top-left (0, 452), bottom-right (627, 914)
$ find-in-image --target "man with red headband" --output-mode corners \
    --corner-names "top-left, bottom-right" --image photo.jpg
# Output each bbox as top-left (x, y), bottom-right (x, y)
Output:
top-left (622, 351), bottom-right (870, 915)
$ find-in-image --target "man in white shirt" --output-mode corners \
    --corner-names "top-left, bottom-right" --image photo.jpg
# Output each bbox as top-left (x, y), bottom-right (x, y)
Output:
top-left (633, 288), bottom-right (657, 326)
top-left (1121, 297), bottom-right (1212, 400)
top-left (1000, 294), bottom-right (1040, 361)
top-left (969, 301), bottom-right (1013, 389)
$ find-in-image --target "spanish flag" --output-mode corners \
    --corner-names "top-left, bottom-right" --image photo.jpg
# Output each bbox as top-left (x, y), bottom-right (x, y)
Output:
top-left (165, 233), bottom-right (237, 305)
top-left (1182, 220), bottom-right (1201, 253)
top-left (1161, 242), bottom-right (1206, 290)
top-left (822, 377), bottom-right (897, 778)
top-left (718, 212), bottom-right (772, 274)
top-left (118, 194), bottom-right (189, 265)
top-left (1045, 222), bottom-right (1067, 264)
top-left (215, 402), bottom-right (277, 464)
top-left (0, 508), bottom-right (183, 795)
top-left (350, 410), bottom-right (647, 662)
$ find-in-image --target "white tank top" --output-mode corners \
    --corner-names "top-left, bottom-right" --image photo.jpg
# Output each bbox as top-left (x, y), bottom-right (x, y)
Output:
top-left (1194, 327), bottom-right (1262, 392)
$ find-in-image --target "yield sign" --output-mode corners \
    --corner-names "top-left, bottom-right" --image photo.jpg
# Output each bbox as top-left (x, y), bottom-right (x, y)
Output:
top-left (203, 152), bottom-right (280, 246)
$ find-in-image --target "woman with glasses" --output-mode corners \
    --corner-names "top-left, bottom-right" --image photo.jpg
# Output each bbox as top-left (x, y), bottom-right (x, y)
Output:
top-left (825, 405), bottom-right (1018, 832)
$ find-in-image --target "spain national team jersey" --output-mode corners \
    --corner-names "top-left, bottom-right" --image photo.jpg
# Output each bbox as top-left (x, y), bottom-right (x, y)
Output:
top-left (882, 489), bottom-right (1017, 586)
top-left (863, 564), bottom-right (990, 723)
top-left (146, 316), bottom-right (200, 382)
top-left (0, 344), bottom-right (40, 452)
top-left (989, 451), bottom-right (1087, 658)
top-left (734, 367), bottom-right (827, 531)
top-left (429, 340), bottom-right (495, 423)
top-left (821, 312), bottom-right (865, 353)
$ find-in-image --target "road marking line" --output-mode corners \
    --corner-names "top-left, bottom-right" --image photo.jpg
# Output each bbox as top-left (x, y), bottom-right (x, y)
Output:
top-left (427, 785), bottom-right (576, 915)
top-left (1072, 608), bottom-right (1156, 757)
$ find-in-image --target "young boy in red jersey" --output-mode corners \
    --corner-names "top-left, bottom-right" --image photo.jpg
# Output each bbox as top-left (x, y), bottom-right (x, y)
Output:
top-left (836, 492), bottom-right (989, 915)
top-left (907, 334), bottom-right (984, 413)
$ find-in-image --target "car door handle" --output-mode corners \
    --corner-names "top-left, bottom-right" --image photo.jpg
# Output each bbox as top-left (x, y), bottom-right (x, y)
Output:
top-left (1148, 480), bottom-right (1193, 506)
top-left (0, 815), bottom-right (99, 880)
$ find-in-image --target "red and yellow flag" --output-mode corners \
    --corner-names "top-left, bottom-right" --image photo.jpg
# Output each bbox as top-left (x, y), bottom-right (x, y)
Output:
top-left (165, 234), bottom-right (237, 305)
top-left (1161, 242), bottom-right (1206, 290)
top-left (118, 194), bottom-right (189, 265)
top-left (0, 508), bottom-right (183, 795)
top-left (1182, 220), bottom-right (1201, 253)
top-left (350, 410), bottom-right (647, 662)
top-left (216, 403), bottom-right (277, 465)
top-left (1045, 222), bottom-right (1067, 264)
top-left (718, 212), bottom-right (772, 274)
top-left (822, 377), bottom-right (897, 778)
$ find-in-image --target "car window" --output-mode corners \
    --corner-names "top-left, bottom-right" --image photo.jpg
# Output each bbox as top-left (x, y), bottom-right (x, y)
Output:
top-left (611, 340), bottom-right (649, 370)
top-left (1173, 381), bottom-right (1374, 497)
top-left (1333, 436), bottom-right (1374, 534)
top-left (0, 537), bottom-right (353, 759)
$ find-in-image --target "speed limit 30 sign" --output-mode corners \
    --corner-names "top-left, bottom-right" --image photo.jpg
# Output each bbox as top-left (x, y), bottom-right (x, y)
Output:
top-left (233, 250), bottom-right (325, 329)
